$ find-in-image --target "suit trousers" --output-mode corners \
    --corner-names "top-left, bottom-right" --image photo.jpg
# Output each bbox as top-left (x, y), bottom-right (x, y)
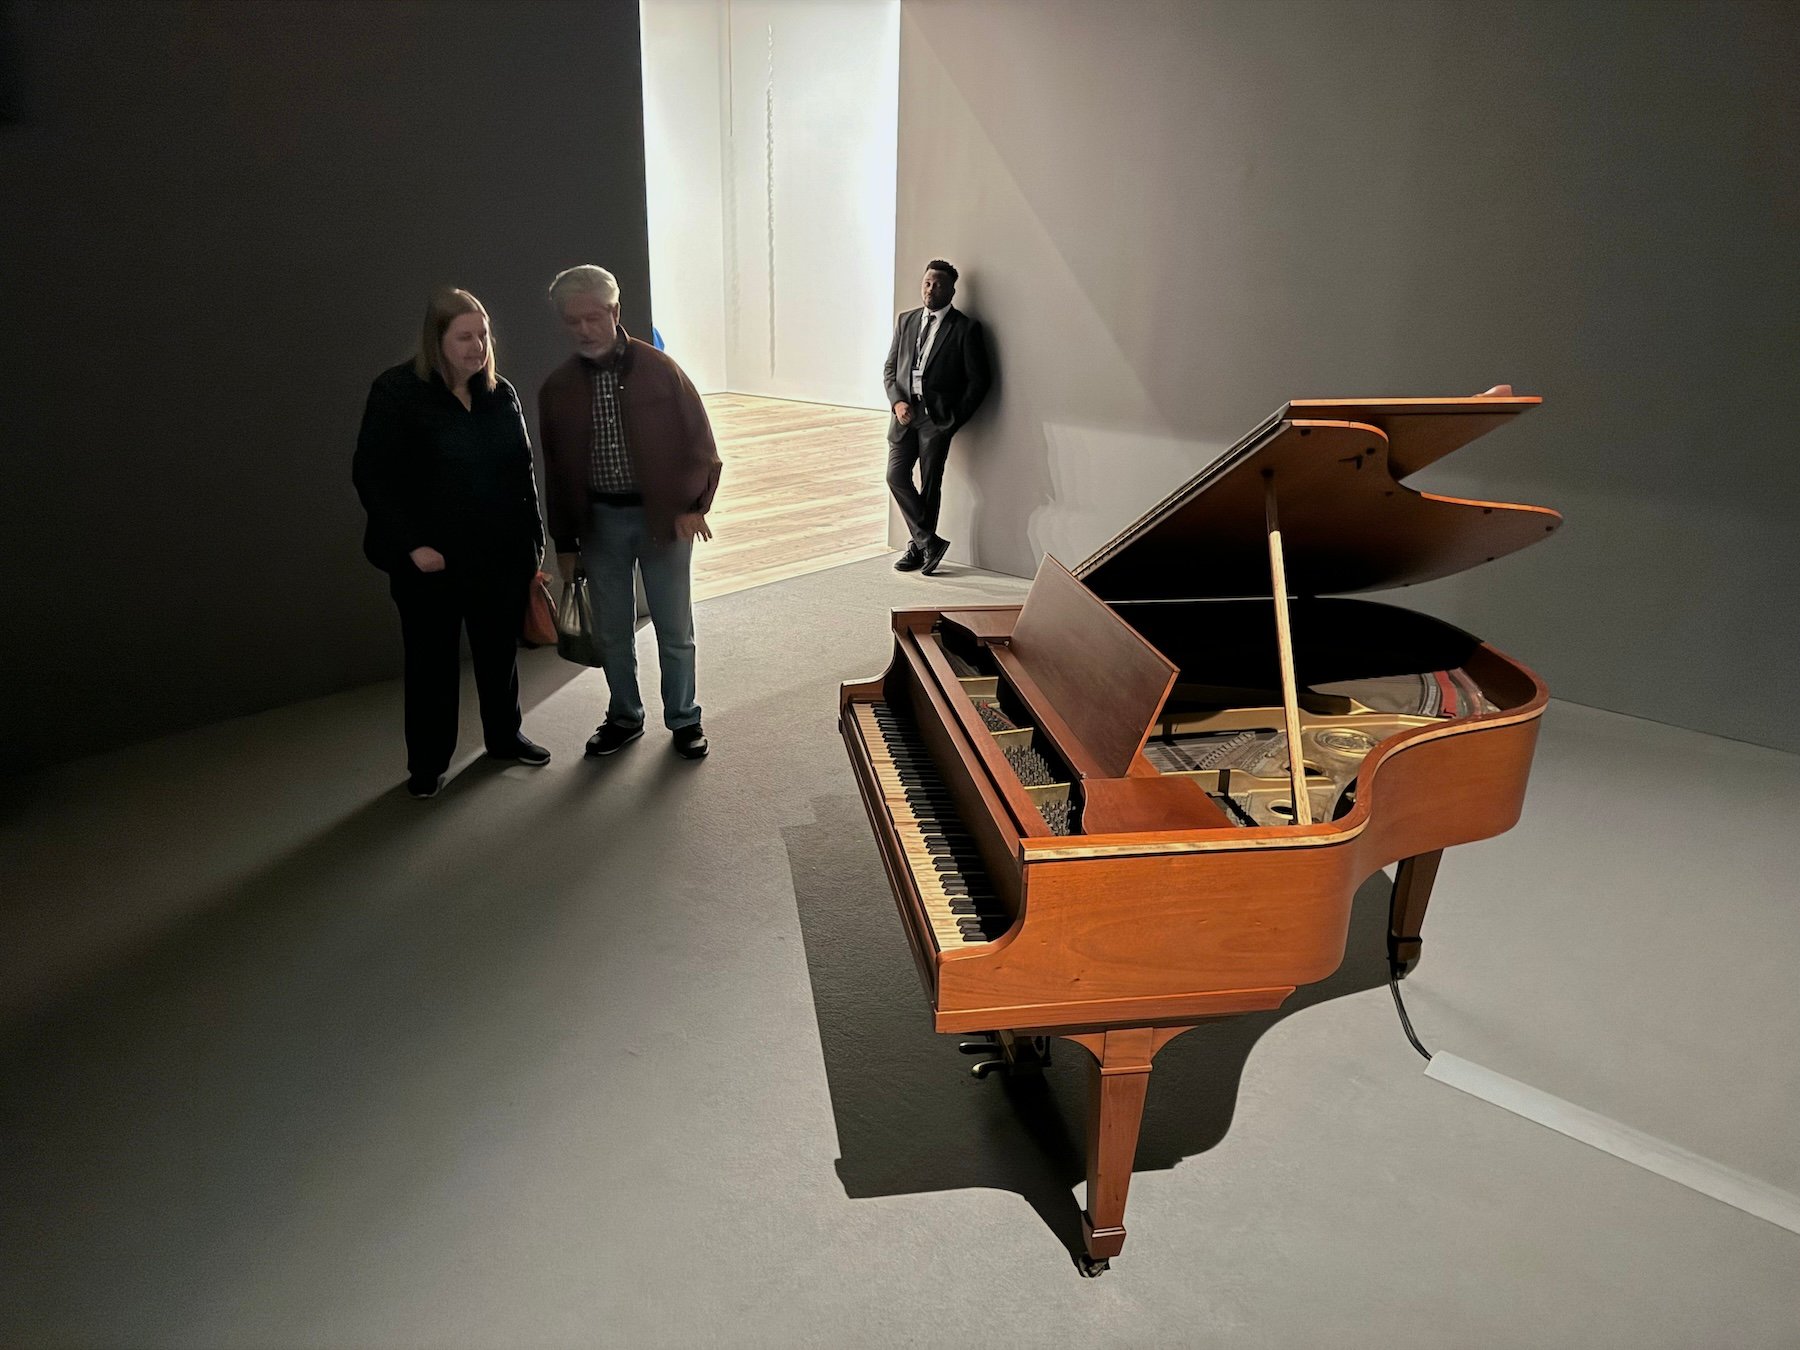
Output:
top-left (579, 501), bottom-right (700, 731)
top-left (388, 559), bottom-right (527, 777)
top-left (886, 409), bottom-right (954, 551)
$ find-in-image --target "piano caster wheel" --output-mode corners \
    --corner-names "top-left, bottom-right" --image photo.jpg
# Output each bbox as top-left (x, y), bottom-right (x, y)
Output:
top-left (970, 1057), bottom-right (1008, 1079)
top-left (958, 1038), bottom-right (997, 1055)
top-left (1077, 1255), bottom-right (1110, 1278)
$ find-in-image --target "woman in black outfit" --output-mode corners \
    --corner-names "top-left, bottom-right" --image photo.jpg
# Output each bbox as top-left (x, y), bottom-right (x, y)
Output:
top-left (354, 288), bottom-right (550, 798)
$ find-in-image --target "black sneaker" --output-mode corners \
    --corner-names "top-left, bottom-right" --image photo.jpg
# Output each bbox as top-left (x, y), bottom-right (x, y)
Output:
top-left (586, 720), bottom-right (644, 756)
top-left (893, 545), bottom-right (924, 572)
top-left (672, 724), bottom-right (709, 760)
top-left (406, 773), bottom-right (443, 799)
top-left (920, 536), bottom-right (951, 576)
top-left (487, 735), bottom-right (551, 766)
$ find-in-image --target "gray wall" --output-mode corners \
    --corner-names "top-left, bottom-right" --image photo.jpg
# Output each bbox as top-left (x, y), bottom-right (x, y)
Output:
top-left (0, 0), bottom-right (651, 773)
top-left (896, 0), bottom-right (1800, 752)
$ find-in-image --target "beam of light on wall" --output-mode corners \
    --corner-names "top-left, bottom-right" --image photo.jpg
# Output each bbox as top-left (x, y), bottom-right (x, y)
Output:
top-left (765, 21), bottom-right (776, 378)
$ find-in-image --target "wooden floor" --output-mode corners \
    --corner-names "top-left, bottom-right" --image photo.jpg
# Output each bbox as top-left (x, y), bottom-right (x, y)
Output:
top-left (692, 393), bottom-right (892, 603)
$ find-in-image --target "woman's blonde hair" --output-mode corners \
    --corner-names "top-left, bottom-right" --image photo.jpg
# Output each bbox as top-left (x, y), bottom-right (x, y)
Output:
top-left (414, 287), bottom-right (497, 392)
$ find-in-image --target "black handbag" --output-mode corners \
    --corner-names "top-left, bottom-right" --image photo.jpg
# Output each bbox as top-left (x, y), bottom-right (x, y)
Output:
top-left (555, 570), bottom-right (606, 667)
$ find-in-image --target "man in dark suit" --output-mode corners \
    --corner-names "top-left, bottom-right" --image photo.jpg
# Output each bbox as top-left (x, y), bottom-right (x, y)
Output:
top-left (882, 259), bottom-right (992, 575)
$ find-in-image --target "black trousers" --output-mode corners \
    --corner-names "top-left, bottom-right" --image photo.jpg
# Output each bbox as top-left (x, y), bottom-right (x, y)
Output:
top-left (388, 561), bottom-right (528, 777)
top-left (885, 410), bottom-right (954, 551)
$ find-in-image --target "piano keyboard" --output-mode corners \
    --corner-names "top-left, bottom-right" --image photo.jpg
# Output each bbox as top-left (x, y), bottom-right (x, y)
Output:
top-left (854, 702), bottom-right (1011, 949)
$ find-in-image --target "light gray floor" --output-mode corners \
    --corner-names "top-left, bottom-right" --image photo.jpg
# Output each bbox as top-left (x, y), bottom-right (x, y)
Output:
top-left (3, 556), bottom-right (1797, 1349)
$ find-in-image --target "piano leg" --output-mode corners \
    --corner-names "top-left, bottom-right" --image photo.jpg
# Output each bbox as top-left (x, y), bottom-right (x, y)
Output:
top-left (1388, 849), bottom-right (1444, 979)
top-left (1063, 1026), bottom-right (1193, 1275)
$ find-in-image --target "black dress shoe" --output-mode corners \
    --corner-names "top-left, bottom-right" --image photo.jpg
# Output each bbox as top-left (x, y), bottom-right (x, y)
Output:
top-left (893, 546), bottom-right (924, 572)
top-left (673, 723), bottom-right (709, 759)
top-left (488, 736), bottom-right (551, 765)
top-left (406, 773), bottom-right (443, 799)
top-left (920, 537), bottom-right (951, 575)
top-left (586, 720), bottom-right (644, 756)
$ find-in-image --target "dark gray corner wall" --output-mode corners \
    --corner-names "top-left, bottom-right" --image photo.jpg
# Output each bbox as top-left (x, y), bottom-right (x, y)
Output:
top-left (896, 0), bottom-right (1800, 752)
top-left (0, 0), bottom-right (650, 773)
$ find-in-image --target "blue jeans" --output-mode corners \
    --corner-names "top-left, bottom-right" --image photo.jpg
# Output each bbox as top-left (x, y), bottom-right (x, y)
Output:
top-left (580, 502), bottom-right (700, 730)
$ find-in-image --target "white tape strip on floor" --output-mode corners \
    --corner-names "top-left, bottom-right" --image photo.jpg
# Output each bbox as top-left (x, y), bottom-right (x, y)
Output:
top-left (1425, 1052), bottom-right (1800, 1237)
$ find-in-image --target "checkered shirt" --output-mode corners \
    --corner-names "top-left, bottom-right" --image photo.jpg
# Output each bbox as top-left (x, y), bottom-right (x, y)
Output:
top-left (586, 340), bottom-right (637, 494)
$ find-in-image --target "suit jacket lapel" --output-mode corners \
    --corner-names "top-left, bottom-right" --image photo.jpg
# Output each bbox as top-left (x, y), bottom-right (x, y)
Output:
top-left (921, 307), bottom-right (957, 380)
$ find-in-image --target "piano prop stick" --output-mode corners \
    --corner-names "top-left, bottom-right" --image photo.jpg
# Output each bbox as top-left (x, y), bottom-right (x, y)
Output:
top-left (840, 392), bottom-right (1560, 1275)
top-left (1262, 470), bottom-right (1313, 825)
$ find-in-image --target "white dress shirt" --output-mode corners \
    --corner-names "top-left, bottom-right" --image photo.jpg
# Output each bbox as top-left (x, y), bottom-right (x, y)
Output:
top-left (910, 304), bottom-right (951, 399)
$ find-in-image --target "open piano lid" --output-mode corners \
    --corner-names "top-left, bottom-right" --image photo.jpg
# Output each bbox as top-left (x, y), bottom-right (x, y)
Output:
top-left (1075, 396), bottom-right (1562, 601)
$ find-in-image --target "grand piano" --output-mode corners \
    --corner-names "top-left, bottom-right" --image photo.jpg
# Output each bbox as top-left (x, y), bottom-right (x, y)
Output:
top-left (839, 393), bottom-right (1559, 1274)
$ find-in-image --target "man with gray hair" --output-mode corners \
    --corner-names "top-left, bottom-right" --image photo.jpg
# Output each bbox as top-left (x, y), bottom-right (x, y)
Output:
top-left (538, 265), bottom-right (721, 760)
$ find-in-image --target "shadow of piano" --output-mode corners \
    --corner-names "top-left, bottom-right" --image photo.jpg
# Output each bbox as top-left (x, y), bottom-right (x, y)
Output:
top-left (783, 790), bottom-right (1396, 1268)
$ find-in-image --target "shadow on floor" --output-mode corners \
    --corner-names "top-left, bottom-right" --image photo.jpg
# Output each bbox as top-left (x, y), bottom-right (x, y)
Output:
top-left (0, 644), bottom-right (595, 1030)
top-left (0, 753), bottom-right (641, 1343)
top-left (782, 789), bottom-right (1396, 1268)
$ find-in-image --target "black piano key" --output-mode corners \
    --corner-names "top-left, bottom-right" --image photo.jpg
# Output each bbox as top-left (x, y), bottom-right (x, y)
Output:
top-left (950, 900), bottom-right (1008, 921)
top-left (914, 826), bottom-right (973, 842)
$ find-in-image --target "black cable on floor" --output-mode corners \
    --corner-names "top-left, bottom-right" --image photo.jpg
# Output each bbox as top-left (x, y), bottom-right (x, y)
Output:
top-left (1388, 970), bottom-right (1433, 1061)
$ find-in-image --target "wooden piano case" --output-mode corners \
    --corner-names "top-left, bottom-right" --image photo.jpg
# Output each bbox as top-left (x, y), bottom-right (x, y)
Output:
top-left (840, 393), bottom-right (1558, 1273)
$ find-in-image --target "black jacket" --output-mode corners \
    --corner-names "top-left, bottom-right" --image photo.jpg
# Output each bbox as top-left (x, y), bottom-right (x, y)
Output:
top-left (882, 306), bottom-right (992, 443)
top-left (353, 362), bottom-right (545, 574)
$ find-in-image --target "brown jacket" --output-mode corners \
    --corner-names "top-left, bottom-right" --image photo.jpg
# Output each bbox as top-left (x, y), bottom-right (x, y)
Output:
top-left (537, 336), bottom-right (722, 549)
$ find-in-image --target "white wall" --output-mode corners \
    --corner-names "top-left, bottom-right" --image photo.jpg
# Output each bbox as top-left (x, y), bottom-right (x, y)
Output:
top-left (641, 0), bottom-right (899, 409)
top-left (894, 0), bottom-right (1800, 754)
top-left (640, 0), bottom-right (728, 391)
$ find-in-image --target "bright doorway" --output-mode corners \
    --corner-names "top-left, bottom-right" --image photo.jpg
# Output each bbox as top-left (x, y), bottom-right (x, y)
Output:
top-left (641, 0), bottom-right (901, 600)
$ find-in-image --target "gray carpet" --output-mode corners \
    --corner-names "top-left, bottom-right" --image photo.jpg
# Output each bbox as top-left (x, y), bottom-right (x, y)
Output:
top-left (2, 555), bottom-right (1796, 1348)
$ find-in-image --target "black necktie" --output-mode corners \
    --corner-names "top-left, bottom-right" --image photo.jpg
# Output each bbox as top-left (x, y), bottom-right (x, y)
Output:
top-left (914, 314), bottom-right (935, 386)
